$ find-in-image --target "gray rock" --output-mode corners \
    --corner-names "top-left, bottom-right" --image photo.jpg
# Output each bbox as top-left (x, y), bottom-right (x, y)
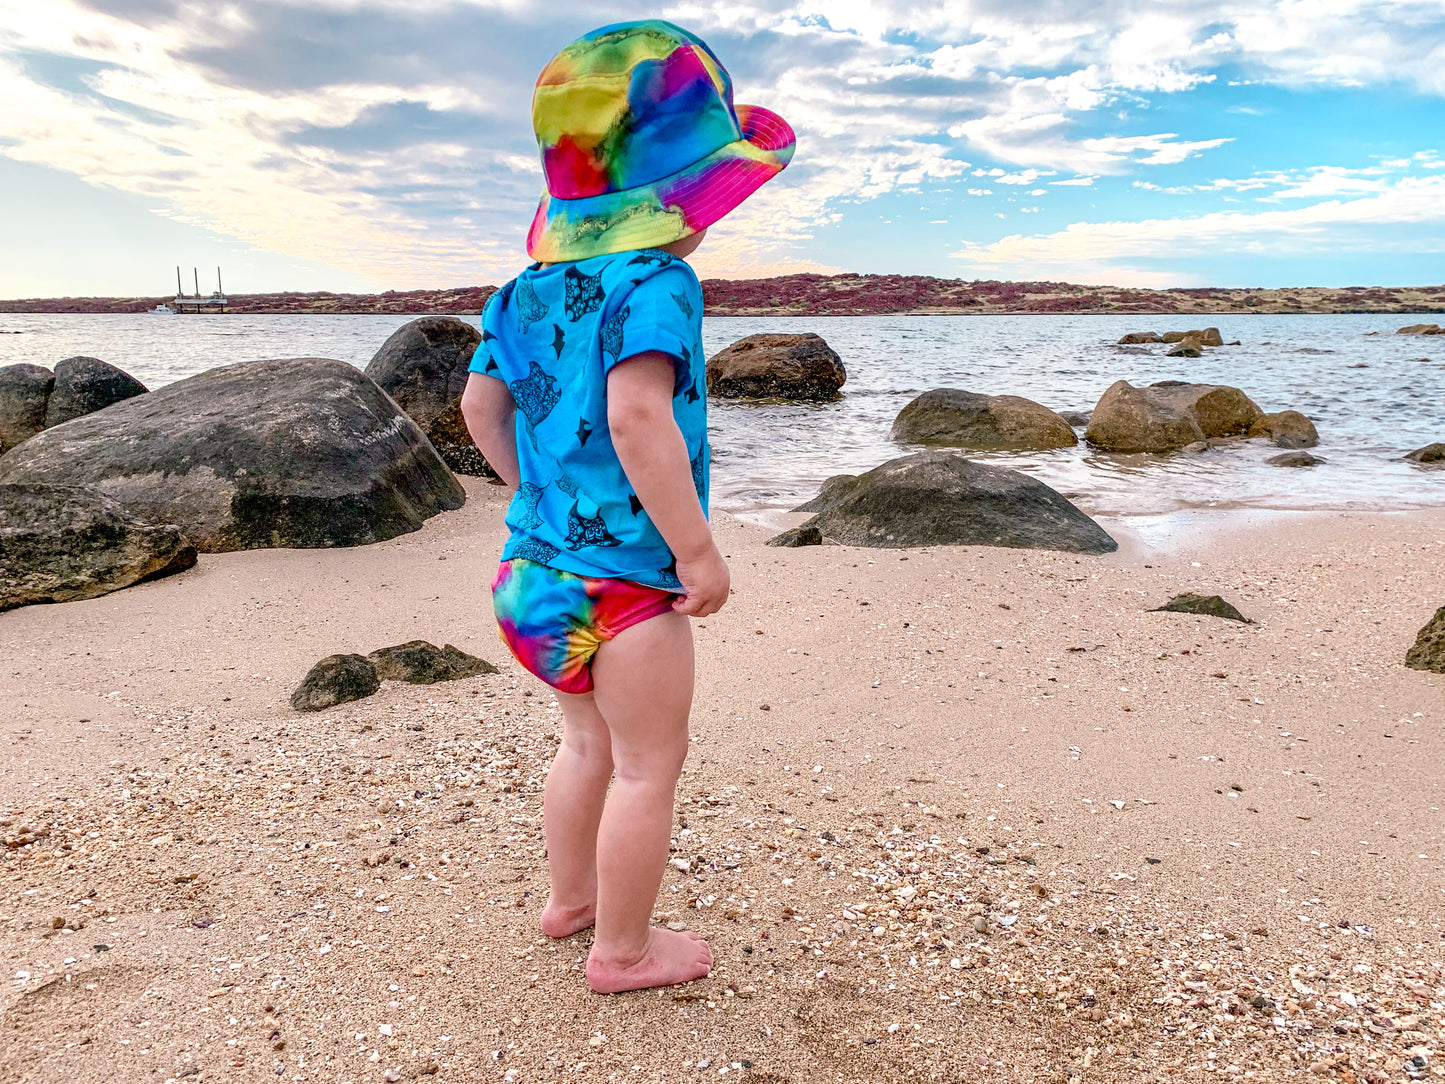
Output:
top-left (890, 388), bottom-right (1077, 450)
top-left (784, 450), bottom-right (1117, 554)
top-left (1406, 606), bottom-right (1445, 673)
top-left (1166, 342), bottom-right (1203, 358)
top-left (363, 317), bottom-right (493, 477)
top-left (0, 483), bottom-right (195, 611)
top-left (44, 356), bottom-right (147, 429)
top-left (367, 640), bottom-right (498, 684)
top-left (1150, 593), bottom-right (1252, 623)
top-left (291, 654), bottom-right (380, 711)
top-left (0, 358), bottom-right (465, 552)
top-left (765, 524), bottom-right (824, 548)
top-left (1248, 409), bottom-right (1319, 448)
top-left (1145, 382), bottom-right (1264, 437)
top-left (1116, 332), bottom-right (1162, 344)
top-left (1266, 451), bottom-right (1325, 467)
top-left (706, 333), bottom-right (845, 400)
top-left (1405, 442), bottom-right (1445, 464)
top-left (0, 364), bottom-right (54, 454)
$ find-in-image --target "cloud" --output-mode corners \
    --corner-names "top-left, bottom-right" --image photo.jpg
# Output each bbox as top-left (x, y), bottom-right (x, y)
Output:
top-left (951, 174), bottom-right (1445, 281)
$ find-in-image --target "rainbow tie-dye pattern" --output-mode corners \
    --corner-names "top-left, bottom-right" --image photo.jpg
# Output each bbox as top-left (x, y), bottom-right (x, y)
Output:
top-left (528, 20), bottom-right (795, 262)
top-left (491, 558), bottom-right (679, 694)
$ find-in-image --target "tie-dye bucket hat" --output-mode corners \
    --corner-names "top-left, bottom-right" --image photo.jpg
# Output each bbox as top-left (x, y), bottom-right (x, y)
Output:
top-left (528, 20), bottom-right (796, 263)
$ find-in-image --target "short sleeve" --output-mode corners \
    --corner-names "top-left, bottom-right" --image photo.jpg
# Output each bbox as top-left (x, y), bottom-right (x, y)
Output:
top-left (600, 263), bottom-right (703, 375)
top-left (467, 287), bottom-right (507, 376)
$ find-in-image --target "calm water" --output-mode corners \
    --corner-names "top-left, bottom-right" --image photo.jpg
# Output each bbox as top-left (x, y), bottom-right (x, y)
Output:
top-left (2, 311), bottom-right (1442, 521)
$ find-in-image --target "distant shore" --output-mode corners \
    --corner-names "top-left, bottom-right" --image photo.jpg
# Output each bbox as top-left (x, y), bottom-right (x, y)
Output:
top-left (3, 274), bottom-right (1443, 317)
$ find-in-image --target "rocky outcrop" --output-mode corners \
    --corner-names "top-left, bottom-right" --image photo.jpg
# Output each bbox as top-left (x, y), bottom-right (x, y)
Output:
top-left (1167, 340), bottom-right (1203, 358)
top-left (1248, 410), bottom-right (1319, 448)
top-left (1087, 380), bottom-right (1265, 453)
top-left (1117, 332), bottom-right (1162, 344)
top-left (1161, 328), bottom-right (1224, 346)
top-left (781, 450), bottom-right (1116, 554)
top-left (706, 334), bottom-right (845, 400)
top-left (0, 364), bottom-right (54, 453)
top-left (363, 317), bottom-right (493, 476)
top-left (1406, 607), bottom-right (1445, 673)
top-left (1405, 442), bottom-right (1445, 463)
top-left (368, 641), bottom-right (497, 684)
top-left (890, 389), bottom-right (1077, 450)
top-left (0, 483), bottom-right (195, 611)
top-left (1266, 451), bottom-right (1325, 467)
top-left (1150, 593), bottom-right (1252, 623)
top-left (0, 357), bottom-right (465, 552)
top-left (1397, 324), bottom-right (1443, 335)
top-left (44, 356), bottom-right (147, 429)
top-left (291, 654), bottom-right (380, 712)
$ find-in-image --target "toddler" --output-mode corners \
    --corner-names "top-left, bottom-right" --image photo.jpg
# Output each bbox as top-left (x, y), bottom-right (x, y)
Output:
top-left (460, 19), bottom-right (794, 993)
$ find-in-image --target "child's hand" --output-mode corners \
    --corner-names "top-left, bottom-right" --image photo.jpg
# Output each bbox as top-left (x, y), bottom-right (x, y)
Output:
top-left (672, 546), bottom-right (730, 617)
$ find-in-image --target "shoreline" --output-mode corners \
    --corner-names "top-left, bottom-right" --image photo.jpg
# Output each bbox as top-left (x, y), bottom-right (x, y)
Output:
top-left (1, 486), bottom-right (1442, 1082)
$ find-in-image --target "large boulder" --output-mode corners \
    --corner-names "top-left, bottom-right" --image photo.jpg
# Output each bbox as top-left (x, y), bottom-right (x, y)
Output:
top-left (1405, 442), bottom-right (1445, 464)
top-left (0, 363), bottom-right (55, 453)
top-left (1085, 380), bottom-right (1204, 452)
top-left (1397, 324), bottom-right (1442, 335)
top-left (890, 389), bottom-right (1078, 450)
top-left (44, 356), bottom-right (147, 429)
top-left (1248, 409), bottom-right (1319, 448)
top-left (1086, 380), bottom-right (1264, 452)
top-left (363, 317), bottom-right (493, 477)
top-left (1117, 332), bottom-right (1162, 344)
top-left (0, 358), bottom-right (466, 552)
top-left (774, 450), bottom-right (1116, 554)
top-left (0, 483), bottom-right (195, 611)
top-left (1162, 328), bottom-right (1224, 346)
top-left (1406, 607), bottom-right (1445, 673)
top-left (706, 333), bottom-right (845, 400)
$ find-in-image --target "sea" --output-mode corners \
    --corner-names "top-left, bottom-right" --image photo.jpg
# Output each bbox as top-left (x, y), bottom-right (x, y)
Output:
top-left (2, 311), bottom-right (1442, 535)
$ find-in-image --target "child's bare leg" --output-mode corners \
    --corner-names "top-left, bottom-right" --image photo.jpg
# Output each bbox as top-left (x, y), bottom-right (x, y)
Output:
top-left (539, 690), bottom-right (613, 937)
top-left (584, 611), bottom-right (712, 993)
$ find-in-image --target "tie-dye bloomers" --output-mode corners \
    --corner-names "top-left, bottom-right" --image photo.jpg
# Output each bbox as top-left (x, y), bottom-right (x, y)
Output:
top-left (492, 558), bottom-right (679, 694)
top-left (528, 19), bottom-right (795, 262)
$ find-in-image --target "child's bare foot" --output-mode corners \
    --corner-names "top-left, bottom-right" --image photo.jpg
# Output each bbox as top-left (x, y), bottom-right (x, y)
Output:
top-left (540, 899), bottom-right (596, 938)
top-left (585, 927), bottom-right (712, 993)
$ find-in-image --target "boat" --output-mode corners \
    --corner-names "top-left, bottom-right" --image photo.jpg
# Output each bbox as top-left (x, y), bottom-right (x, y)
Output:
top-left (150, 304), bottom-right (176, 315)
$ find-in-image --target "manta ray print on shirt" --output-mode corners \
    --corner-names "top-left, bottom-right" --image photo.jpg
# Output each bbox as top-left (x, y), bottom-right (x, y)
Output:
top-left (564, 265), bottom-right (606, 321)
top-left (509, 361), bottom-right (561, 427)
top-left (600, 305), bottom-right (630, 364)
top-left (515, 278), bottom-right (548, 334)
top-left (511, 481), bottom-right (545, 531)
top-left (565, 500), bottom-right (621, 550)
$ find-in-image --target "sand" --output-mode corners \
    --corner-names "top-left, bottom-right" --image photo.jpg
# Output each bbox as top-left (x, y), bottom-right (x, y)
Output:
top-left (1, 480), bottom-right (1442, 1084)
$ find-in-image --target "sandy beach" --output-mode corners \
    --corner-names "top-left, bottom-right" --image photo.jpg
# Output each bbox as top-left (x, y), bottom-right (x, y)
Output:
top-left (1, 481), bottom-right (1442, 1083)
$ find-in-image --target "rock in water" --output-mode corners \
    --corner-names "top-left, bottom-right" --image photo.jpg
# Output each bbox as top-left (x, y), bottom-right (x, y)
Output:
top-left (1085, 380), bottom-right (1205, 452)
top-left (291, 654), bottom-right (380, 711)
top-left (363, 317), bottom-right (494, 477)
top-left (1116, 332), bottom-right (1162, 344)
top-left (765, 524), bottom-right (824, 548)
top-left (0, 358), bottom-right (465, 552)
top-left (1266, 451), bottom-right (1325, 467)
top-left (44, 356), bottom-right (147, 429)
top-left (0, 363), bottom-right (55, 453)
top-left (367, 641), bottom-right (498, 684)
top-left (1151, 593), bottom-right (1252, 623)
top-left (1397, 324), bottom-right (1443, 335)
top-left (1406, 607), bottom-right (1445, 673)
top-left (784, 450), bottom-right (1117, 553)
top-left (890, 389), bottom-right (1078, 450)
top-left (706, 333), bottom-right (845, 400)
top-left (1143, 381), bottom-right (1264, 437)
top-left (0, 483), bottom-right (195, 611)
top-left (1405, 442), bottom-right (1445, 464)
top-left (1248, 409), bottom-right (1319, 448)
top-left (1166, 340), bottom-right (1203, 358)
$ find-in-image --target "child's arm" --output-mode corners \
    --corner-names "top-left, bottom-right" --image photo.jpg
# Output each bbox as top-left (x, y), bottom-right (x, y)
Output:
top-left (459, 373), bottom-right (521, 489)
top-left (607, 352), bottom-right (729, 618)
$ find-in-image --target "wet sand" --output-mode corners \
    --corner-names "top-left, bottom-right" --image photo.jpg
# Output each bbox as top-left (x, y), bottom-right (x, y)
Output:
top-left (1, 481), bottom-right (1442, 1083)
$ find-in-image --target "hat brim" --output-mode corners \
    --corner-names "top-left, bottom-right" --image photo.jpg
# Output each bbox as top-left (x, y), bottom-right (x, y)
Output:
top-left (527, 103), bottom-right (796, 263)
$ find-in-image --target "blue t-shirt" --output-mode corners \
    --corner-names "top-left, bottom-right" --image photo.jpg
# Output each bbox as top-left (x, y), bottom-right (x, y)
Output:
top-left (469, 249), bottom-right (708, 592)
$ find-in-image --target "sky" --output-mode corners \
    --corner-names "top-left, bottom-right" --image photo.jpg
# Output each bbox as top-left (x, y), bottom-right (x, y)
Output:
top-left (1, 0), bottom-right (1443, 297)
